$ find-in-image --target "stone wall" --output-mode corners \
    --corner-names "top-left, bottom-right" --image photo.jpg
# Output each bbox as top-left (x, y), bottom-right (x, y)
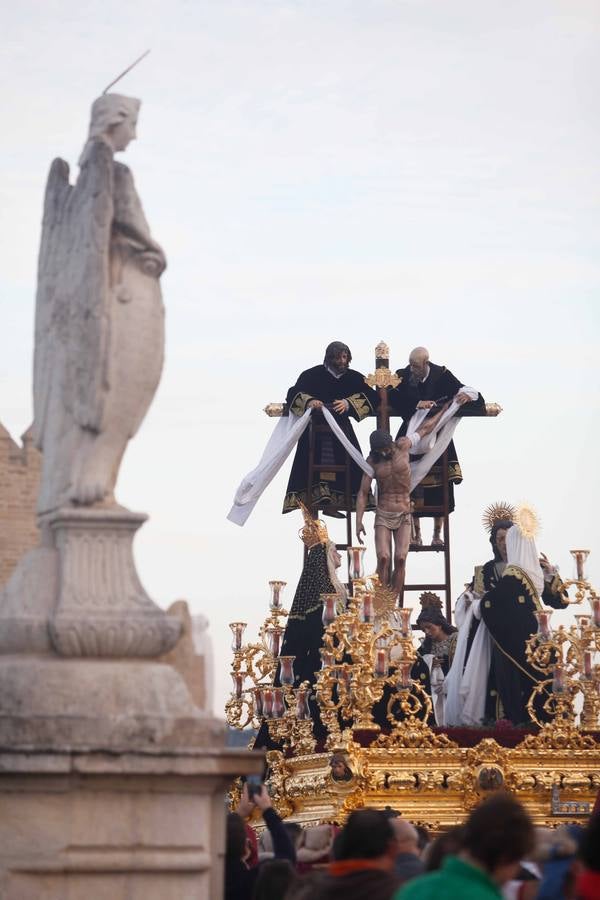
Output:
top-left (0, 423), bottom-right (41, 588)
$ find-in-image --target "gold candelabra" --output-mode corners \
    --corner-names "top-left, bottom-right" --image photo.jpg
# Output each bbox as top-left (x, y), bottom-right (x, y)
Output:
top-left (227, 546), bottom-right (436, 758)
top-left (525, 549), bottom-right (600, 733)
top-left (227, 548), bottom-right (600, 828)
top-left (315, 570), bottom-right (432, 752)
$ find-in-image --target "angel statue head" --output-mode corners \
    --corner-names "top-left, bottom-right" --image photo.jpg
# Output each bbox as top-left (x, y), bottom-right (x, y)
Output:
top-left (80, 94), bottom-right (141, 164)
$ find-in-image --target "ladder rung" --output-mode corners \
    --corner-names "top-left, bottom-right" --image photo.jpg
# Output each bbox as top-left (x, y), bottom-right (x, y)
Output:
top-left (409, 545), bottom-right (446, 553)
top-left (404, 583), bottom-right (448, 591)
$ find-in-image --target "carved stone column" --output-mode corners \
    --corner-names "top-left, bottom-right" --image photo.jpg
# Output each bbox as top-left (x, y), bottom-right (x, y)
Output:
top-left (47, 506), bottom-right (181, 657)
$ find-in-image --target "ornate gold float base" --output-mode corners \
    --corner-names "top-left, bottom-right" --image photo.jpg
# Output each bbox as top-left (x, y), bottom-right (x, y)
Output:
top-left (260, 731), bottom-right (600, 831)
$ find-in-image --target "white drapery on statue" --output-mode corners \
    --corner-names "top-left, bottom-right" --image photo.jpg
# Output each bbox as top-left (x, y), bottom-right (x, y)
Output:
top-left (443, 589), bottom-right (492, 726)
top-left (227, 408), bottom-right (371, 526)
top-left (227, 392), bottom-right (476, 526)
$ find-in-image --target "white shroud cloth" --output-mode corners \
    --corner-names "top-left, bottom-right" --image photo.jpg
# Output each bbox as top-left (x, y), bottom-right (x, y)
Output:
top-left (227, 407), bottom-right (372, 526)
top-left (443, 590), bottom-right (492, 726)
top-left (227, 386), bottom-right (478, 526)
top-left (505, 525), bottom-right (544, 595)
top-left (406, 385), bottom-right (478, 487)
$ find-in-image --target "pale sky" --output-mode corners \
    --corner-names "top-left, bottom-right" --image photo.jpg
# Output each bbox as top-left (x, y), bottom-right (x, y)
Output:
top-left (1, 1), bottom-right (599, 716)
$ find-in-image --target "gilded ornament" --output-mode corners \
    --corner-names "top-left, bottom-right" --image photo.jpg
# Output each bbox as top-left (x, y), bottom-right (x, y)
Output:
top-left (365, 368), bottom-right (401, 389)
top-left (263, 402), bottom-right (285, 417)
top-left (514, 503), bottom-right (540, 539)
top-left (228, 540), bottom-right (600, 828)
top-left (482, 501), bottom-right (516, 532)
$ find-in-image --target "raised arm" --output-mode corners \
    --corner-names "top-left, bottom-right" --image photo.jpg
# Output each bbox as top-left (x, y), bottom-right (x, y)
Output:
top-left (415, 401), bottom-right (451, 439)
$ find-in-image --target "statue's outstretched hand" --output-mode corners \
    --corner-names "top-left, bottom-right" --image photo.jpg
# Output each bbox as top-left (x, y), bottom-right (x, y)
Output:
top-left (356, 523), bottom-right (366, 545)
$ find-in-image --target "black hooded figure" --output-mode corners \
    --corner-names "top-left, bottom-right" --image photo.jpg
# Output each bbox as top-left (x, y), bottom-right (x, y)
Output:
top-left (283, 342), bottom-right (377, 516)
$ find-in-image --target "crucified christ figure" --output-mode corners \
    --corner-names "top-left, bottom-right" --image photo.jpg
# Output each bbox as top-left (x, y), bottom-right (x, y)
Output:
top-left (356, 403), bottom-right (450, 603)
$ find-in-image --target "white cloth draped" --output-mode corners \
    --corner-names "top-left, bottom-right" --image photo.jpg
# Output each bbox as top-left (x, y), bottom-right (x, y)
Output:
top-left (406, 385), bottom-right (478, 490)
top-left (227, 407), bottom-right (373, 526)
top-left (506, 525), bottom-right (544, 595)
top-left (228, 387), bottom-right (478, 526)
top-left (443, 589), bottom-right (492, 726)
top-left (427, 656), bottom-right (446, 725)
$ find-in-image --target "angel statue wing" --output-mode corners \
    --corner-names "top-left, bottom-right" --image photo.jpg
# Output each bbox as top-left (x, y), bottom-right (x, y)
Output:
top-left (32, 158), bottom-right (71, 448)
top-left (33, 140), bottom-right (114, 449)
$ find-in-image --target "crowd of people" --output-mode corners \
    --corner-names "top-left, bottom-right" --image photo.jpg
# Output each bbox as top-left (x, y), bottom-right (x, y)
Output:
top-left (225, 785), bottom-right (600, 899)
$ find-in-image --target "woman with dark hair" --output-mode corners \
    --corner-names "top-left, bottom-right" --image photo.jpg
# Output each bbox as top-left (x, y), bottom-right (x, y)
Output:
top-left (422, 826), bottom-right (465, 873)
top-left (414, 594), bottom-right (458, 726)
top-left (253, 859), bottom-right (298, 900)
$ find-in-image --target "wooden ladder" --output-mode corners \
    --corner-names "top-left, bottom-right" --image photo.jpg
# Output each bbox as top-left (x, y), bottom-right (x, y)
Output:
top-left (403, 447), bottom-right (453, 621)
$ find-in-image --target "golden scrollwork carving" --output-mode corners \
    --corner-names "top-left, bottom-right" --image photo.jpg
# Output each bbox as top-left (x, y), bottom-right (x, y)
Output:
top-left (365, 368), bottom-right (401, 390)
top-left (228, 553), bottom-right (600, 828)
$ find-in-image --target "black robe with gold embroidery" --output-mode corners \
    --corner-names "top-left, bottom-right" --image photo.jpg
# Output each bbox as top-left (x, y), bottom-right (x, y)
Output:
top-left (253, 542), bottom-right (343, 750)
top-left (283, 365), bottom-right (376, 514)
top-left (480, 565), bottom-right (567, 726)
top-left (390, 363), bottom-right (485, 517)
top-left (279, 543), bottom-right (341, 691)
top-left (461, 560), bottom-right (568, 724)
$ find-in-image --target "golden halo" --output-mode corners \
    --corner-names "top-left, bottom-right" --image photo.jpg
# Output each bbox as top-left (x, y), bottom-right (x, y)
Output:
top-left (514, 503), bottom-right (540, 539)
top-left (482, 501), bottom-right (516, 533)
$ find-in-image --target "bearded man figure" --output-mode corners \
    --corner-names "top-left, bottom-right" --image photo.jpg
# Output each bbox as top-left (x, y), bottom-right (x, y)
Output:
top-left (356, 402), bottom-right (450, 602)
top-left (283, 342), bottom-right (377, 517)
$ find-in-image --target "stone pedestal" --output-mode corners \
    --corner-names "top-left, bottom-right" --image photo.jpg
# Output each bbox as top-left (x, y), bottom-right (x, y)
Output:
top-left (48, 506), bottom-right (181, 657)
top-left (0, 504), bottom-right (259, 898)
top-left (0, 747), bottom-right (262, 900)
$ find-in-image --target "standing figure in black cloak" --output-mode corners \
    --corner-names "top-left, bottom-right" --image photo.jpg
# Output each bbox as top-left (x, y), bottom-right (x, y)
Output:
top-left (253, 506), bottom-right (346, 750)
top-left (283, 341), bottom-right (377, 517)
top-left (390, 346), bottom-right (485, 545)
top-left (447, 504), bottom-right (569, 726)
top-left (480, 507), bottom-right (568, 726)
top-left (445, 505), bottom-right (517, 726)
top-left (280, 507), bottom-right (347, 691)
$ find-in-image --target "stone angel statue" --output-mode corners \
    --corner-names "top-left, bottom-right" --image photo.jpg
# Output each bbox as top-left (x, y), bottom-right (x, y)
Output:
top-left (33, 93), bottom-right (166, 514)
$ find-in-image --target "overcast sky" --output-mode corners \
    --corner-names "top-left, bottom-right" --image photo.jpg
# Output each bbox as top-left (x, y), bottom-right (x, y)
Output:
top-left (1, 0), bottom-right (599, 715)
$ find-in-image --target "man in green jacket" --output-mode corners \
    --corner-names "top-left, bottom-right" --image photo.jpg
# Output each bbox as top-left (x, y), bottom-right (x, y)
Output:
top-left (394, 794), bottom-right (534, 900)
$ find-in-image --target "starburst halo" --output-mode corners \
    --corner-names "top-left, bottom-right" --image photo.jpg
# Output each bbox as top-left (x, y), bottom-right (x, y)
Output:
top-left (514, 503), bottom-right (541, 539)
top-left (481, 501), bottom-right (516, 533)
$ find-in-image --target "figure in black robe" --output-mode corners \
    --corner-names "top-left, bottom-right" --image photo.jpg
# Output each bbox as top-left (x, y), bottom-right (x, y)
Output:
top-left (480, 563), bottom-right (566, 726)
top-left (283, 342), bottom-right (377, 515)
top-left (254, 523), bottom-right (346, 751)
top-left (390, 358), bottom-right (484, 528)
top-left (470, 521), bottom-right (568, 723)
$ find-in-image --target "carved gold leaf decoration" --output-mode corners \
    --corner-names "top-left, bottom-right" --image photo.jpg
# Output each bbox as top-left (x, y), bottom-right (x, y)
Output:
top-left (515, 503), bottom-right (541, 539)
top-left (365, 369), bottom-right (401, 389)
